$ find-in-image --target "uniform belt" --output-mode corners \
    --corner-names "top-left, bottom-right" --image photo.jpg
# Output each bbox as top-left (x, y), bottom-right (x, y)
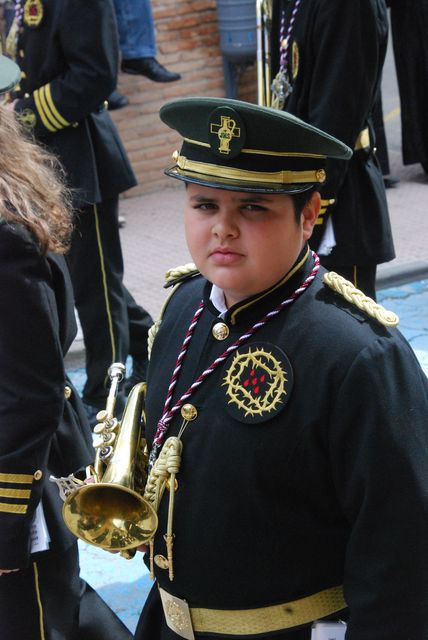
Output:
top-left (354, 127), bottom-right (370, 151)
top-left (188, 585), bottom-right (346, 636)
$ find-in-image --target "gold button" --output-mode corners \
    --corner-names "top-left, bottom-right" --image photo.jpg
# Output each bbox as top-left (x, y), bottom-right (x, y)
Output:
top-left (154, 554), bottom-right (170, 569)
top-left (166, 477), bottom-right (179, 492)
top-left (64, 385), bottom-right (72, 399)
top-left (34, 470), bottom-right (43, 481)
top-left (315, 169), bottom-right (326, 183)
top-left (19, 49), bottom-right (25, 58)
top-left (181, 403), bottom-right (198, 421)
top-left (212, 322), bottom-right (229, 340)
top-left (21, 71), bottom-right (27, 79)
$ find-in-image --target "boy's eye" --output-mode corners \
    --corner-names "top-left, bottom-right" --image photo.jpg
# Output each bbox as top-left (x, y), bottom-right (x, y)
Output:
top-left (242, 203), bottom-right (268, 212)
top-left (194, 202), bottom-right (217, 210)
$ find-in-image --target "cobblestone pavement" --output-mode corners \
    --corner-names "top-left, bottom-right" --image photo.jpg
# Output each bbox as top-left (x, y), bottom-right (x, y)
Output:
top-left (68, 278), bottom-right (428, 633)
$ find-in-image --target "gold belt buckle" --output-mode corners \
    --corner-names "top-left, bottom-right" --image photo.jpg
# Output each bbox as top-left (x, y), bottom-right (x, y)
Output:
top-left (159, 585), bottom-right (195, 640)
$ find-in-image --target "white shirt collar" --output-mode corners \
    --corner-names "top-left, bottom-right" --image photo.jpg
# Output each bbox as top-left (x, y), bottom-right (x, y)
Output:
top-left (209, 284), bottom-right (228, 318)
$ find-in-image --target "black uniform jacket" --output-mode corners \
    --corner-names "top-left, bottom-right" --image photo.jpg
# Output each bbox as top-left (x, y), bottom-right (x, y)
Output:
top-left (145, 250), bottom-right (428, 637)
top-left (0, 220), bottom-right (93, 568)
top-left (9, 0), bottom-right (136, 206)
top-left (271, 0), bottom-right (395, 267)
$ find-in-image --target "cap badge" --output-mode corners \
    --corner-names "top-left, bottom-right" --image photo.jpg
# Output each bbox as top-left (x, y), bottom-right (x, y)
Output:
top-left (222, 343), bottom-right (293, 423)
top-left (23, 0), bottom-right (44, 27)
top-left (208, 107), bottom-right (246, 158)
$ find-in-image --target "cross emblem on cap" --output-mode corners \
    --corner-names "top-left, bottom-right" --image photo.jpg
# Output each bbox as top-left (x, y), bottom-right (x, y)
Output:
top-left (210, 115), bottom-right (241, 154)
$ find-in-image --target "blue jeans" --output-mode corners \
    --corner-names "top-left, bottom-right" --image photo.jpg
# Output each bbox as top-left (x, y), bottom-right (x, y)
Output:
top-left (112, 0), bottom-right (156, 59)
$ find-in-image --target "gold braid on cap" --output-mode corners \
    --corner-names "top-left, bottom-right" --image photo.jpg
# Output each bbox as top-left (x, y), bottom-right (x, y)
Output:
top-left (323, 272), bottom-right (399, 327)
top-left (147, 264), bottom-right (200, 358)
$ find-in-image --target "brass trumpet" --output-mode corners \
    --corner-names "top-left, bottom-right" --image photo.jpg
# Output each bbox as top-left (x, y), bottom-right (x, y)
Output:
top-left (59, 363), bottom-right (158, 553)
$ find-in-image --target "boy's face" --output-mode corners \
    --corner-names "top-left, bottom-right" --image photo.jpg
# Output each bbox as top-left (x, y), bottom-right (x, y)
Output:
top-left (184, 183), bottom-right (320, 308)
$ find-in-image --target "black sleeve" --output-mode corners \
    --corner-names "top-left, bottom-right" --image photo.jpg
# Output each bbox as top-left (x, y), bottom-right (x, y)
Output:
top-left (0, 224), bottom-right (65, 568)
top-left (330, 335), bottom-right (428, 637)
top-left (308, 0), bottom-right (383, 200)
top-left (14, 0), bottom-right (118, 138)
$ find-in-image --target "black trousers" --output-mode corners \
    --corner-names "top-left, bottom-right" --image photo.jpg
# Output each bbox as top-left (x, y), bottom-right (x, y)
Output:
top-left (134, 584), bottom-right (312, 640)
top-left (0, 543), bottom-right (131, 640)
top-left (67, 197), bottom-right (153, 408)
top-left (319, 260), bottom-right (377, 301)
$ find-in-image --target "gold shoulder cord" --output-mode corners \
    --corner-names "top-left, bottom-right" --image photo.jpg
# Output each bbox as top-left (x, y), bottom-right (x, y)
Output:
top-left (165, 262), bottom-right (198, 284)
top-left (323, 272), bottom-right (399, 327)
top-left (147, 263), bottom-right (199, 358)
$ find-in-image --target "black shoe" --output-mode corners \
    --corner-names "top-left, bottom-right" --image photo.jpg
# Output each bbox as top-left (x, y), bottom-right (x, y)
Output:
top-left (122, 359), bottom-right (149, 395)
top-left (121, 57), bottom-right (181, 82)
top-left (107, 89), bottom-right (129, 111)
top-left (383, 175), bottom-right (400, 189)
top-left (422, 162), bottom-right (428, 175)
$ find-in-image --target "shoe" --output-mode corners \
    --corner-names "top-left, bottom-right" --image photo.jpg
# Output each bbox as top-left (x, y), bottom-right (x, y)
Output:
top-left (383, 175), bottom-right (400, 189)
top-left (421, 162), bottom-right (428, 175)
top-left (121, 57), bottom-right (181, 82)
top-left (107, 89), bottom-right (129, 111)
top-left (122, 359), bottom-right (149, 395)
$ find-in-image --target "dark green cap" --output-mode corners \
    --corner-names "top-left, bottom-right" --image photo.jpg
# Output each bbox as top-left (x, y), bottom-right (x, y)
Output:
top-left (0, 55), bottom-right (20, 95)
top-left (160, 97), bottom-right (352, 194)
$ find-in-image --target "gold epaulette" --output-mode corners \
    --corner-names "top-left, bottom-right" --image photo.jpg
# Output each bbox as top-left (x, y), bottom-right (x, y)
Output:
top-left (164, 262), bottom-right (199, 288)
top-left (323, 271), bottom-right (399, 327)
top-left (148, 263), bottom-right (199, 357)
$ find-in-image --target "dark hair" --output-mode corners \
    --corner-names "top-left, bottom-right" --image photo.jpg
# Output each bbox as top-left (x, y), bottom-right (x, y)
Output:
top-left (290, 187), bottom-right (318, 222)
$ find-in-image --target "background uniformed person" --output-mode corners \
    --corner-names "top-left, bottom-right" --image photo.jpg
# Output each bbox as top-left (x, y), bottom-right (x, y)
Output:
top-left (131, 97), bottom-right (428, 639)
top-left (267, 0), bottom-right (395, 299)
top-left (4, 0), bottom-right (153, 418)
top-left (0, 55), bottom-right (131, 640)
top-left (387, 0), bottom-right (428, 174)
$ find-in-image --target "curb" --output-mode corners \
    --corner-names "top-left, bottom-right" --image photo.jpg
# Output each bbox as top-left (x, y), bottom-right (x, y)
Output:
top-left (376, 260), bottom-right (428, 290)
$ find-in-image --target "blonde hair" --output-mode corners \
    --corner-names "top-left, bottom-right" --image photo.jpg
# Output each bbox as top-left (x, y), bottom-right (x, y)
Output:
top-left (0, 105), bottom-right (73, 254)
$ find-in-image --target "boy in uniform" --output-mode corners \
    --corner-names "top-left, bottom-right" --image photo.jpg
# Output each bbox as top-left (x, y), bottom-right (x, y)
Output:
top-left (135, 98), bottom-right (428, 639)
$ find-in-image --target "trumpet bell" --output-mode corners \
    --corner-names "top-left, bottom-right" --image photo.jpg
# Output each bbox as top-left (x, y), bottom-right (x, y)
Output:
top-left (63, 483), bottom-right (158, 551)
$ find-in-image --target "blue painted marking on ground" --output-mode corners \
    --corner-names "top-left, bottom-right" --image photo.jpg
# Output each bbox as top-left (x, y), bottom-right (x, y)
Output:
top-left (67, 280), bottom-right (428, 632)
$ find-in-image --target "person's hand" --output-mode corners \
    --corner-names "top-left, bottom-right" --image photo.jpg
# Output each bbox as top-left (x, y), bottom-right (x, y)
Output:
top-left (0, 568), bottom-right (20, 576)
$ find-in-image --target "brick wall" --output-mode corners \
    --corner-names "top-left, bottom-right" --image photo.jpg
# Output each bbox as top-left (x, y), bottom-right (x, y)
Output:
top-left (112, 0), bottom-right (257, 196)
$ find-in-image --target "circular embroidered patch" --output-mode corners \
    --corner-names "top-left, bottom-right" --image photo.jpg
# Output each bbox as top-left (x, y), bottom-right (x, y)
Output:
top-left (207, 106), bottom-right (246, 159)
top-left (222, 343), bottom-right (293, 423)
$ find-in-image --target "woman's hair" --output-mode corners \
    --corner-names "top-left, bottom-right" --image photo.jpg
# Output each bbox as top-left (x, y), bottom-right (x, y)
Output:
top-left (0, 106), bottom-right (73, 254)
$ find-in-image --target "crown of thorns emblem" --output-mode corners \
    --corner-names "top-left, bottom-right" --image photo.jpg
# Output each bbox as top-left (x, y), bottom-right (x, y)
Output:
top-left (223, 346), bottom-right (287, 418)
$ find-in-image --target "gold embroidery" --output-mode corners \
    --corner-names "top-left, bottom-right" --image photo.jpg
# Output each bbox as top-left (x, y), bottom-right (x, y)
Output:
top-left (210, 116), bottom-right (240, 154)
top-left (223, 347), bottom-right (287, 418)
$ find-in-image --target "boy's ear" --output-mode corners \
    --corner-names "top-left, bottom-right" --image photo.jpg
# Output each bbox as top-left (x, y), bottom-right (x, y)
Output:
top-left (301, 191), bottom-right (321, 241)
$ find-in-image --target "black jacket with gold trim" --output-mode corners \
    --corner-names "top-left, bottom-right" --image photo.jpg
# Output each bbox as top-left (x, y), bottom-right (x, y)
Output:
top-left (270, 0), bottom-right (394, 267)
top-left (144, 250), bottom-right (428, 637)
top-left (8, 0), bottom-right (136, 206)
top-left (0, 221), bottom-right (93, 568)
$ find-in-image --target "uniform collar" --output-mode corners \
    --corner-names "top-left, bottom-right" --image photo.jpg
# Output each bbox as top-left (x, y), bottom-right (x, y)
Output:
top-left (204, 244), bottom-right (313, 326)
